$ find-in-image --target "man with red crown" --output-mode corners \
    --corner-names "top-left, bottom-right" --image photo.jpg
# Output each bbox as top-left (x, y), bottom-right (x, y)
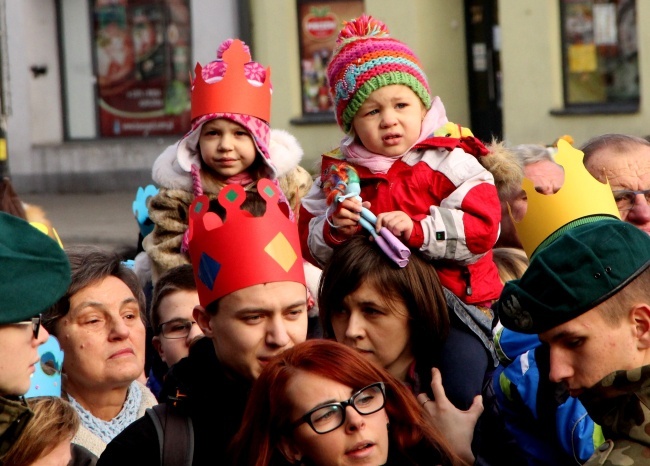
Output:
top-left (99, 179), bottom-right (309, 465)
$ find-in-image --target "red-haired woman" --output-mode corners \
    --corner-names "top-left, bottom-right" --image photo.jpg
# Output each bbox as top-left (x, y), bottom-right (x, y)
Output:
top-left (316, 236), bottom-right (509, 465)
top-left (230, 339), bottom-right (471, 466)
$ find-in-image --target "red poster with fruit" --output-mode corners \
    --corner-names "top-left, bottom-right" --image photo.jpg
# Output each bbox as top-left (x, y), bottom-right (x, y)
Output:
top-left (297, 1), bottom-right (364, 114)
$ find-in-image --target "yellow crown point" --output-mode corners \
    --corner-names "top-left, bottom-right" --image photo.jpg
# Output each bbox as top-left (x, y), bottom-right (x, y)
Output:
top-left (513, 139), bottom-right (620, 257)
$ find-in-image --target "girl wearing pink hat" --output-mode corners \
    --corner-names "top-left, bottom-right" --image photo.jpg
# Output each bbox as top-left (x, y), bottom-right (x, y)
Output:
top-left (140, 39), bottom-right (312, 283)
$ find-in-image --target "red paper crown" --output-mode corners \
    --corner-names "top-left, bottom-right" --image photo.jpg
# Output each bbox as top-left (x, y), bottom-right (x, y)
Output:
top-left (187, 179), bottom-right (305, 306)
top-left (190, 39), bottom-right (272, 123)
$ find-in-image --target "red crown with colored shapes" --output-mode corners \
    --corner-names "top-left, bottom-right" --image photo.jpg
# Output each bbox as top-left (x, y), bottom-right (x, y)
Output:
top-left (187, 179), bottom-right (305, 307)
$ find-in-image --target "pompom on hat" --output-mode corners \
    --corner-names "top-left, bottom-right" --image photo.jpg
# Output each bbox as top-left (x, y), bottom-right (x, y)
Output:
top-left (177, 39), bottom-right (275, 178)
top-left (327, 14), bottom-right (432, 134)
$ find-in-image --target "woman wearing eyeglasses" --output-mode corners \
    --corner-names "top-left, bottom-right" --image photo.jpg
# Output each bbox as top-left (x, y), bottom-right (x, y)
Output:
top-left (231, 339), bottom-right (467, 466)
top-left (317, 236), bottom-right (507, 464)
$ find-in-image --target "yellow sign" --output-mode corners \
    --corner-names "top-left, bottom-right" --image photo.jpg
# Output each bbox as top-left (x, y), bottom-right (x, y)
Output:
top-left (568, 44), bottom-right (597, 73)
top-left (0, 138), bottom-right (6, 161)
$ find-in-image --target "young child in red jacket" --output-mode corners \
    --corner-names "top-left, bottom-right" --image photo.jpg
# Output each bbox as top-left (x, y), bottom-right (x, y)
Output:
top-left (299, 15), bottom-right (503, 307)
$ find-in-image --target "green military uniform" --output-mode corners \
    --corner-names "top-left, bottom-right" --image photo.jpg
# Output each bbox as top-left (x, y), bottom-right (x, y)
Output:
top-left (581, 366), bottom-right (650, 465)
top-left (0, 397), bottom-right (34, 462)
top-left (0, 212), bottom-right (71, 463)
top-left (497, 221), bottom-right (650, 465)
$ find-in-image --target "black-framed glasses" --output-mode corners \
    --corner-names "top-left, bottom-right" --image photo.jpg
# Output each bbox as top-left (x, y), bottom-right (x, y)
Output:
top-left (613, 189), bottom-right (650, 212)
top-left (158, 318), bottom-right (196, 339)
top-left (288, 382), bottom-right (386, 434)
top-left (19, 313), bottom-right (41, 340)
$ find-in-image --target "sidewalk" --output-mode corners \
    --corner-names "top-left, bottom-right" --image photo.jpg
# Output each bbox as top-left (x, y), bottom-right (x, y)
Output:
top-left (20, 191), bottom-right (140, 251)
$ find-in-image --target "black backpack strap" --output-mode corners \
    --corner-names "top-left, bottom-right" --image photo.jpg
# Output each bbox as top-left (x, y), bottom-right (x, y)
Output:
top-left (145, 407), bottom-right (165, 464)
top-left (146, 404), bottom-right (194, 466)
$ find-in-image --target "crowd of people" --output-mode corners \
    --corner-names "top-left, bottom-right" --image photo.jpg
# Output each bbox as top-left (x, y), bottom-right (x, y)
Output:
top-left (2, 13), bottom-right (650, 466)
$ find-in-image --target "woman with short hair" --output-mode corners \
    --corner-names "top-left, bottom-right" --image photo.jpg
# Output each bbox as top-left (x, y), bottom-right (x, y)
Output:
top-left (318, 236), bottom-right (495, 410)
top-left (43, 245), bottom-right (157, 457)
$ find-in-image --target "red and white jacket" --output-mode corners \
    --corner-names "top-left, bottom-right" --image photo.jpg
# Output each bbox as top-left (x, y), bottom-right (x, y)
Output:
top-left (299, 143), bottom-right (503, 304)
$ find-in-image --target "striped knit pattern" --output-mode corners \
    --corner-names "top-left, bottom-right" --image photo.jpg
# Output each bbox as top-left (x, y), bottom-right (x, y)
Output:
top-left (327, 15), bottom-right (432, 133)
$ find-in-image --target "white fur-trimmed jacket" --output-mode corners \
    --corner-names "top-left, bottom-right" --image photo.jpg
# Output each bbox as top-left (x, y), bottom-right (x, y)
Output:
top-left (142, 129), bottom-right (312, 283)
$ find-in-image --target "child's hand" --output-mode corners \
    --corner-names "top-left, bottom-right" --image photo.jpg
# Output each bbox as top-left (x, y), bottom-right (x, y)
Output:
top-left (376, 211), bottom-right (414, 240)
top-left (330, 198), bottom-right (363, 237)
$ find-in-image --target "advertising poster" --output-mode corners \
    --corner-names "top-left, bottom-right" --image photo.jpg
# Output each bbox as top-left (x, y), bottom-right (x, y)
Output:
top-left (297, 0), bottom-right (364, 115)
top-left (93, 0), bottom-right (192, 137)
top-left (564, 1), bottom-right (594, 44)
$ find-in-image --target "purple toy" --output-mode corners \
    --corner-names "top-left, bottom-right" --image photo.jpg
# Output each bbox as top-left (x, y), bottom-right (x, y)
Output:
top-left (323, 162), bottom-right (411, 267)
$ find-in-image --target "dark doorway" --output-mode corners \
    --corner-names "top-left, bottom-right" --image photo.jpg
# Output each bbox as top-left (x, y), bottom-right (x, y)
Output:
top-left (464, 0), bottom-right (502, 141)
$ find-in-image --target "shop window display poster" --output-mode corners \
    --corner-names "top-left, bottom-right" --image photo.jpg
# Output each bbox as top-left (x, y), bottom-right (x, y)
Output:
top-left (93, 0), bottom-right (192, 137)
top-left (297, 0), bottom-right (364, 115)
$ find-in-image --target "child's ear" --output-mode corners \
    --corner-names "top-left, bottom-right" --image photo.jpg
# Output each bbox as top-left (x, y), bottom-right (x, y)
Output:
top-left (278, 436), bottom-right (303, 465)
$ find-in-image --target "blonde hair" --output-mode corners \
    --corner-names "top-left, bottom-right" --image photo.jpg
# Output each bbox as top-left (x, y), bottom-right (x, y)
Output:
top-left (3, 397), bottom-right (79, 466)
top-left (492, 248), bottom-right (529, 284)
top-left (483, 140), bottom-right (524, 201)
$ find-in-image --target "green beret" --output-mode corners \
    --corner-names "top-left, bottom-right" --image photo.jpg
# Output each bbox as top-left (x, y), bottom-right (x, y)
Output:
top-left (0, 212), bottom-right (70, 324)
top-left (497, 219), bottom-right (650, 334)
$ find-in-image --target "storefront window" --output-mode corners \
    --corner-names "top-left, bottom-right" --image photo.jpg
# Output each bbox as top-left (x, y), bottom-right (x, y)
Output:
top-left (296, 0), bottom-right (364, 118)
top-left (560, 0), bottom-right (638, 109)
top-left (92, 0), bottom-right (192, 137)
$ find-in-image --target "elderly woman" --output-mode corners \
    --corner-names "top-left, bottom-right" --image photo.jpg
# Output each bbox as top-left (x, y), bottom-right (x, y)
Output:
top-left (43, 245), bottom-right (157, 457)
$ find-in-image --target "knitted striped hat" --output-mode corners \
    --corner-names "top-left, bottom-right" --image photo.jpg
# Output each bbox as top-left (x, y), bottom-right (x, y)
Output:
top-left (327, 15), bottom-right (432, 134)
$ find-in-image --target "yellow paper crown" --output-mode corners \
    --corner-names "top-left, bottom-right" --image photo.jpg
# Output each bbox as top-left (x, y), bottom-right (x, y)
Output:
top-left (513, 139), bottom-right (620, 257)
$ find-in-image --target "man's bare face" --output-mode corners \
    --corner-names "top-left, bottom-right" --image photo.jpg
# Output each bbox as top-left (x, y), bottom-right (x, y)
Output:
top-left (585, 145), bottom-right (650, 234)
